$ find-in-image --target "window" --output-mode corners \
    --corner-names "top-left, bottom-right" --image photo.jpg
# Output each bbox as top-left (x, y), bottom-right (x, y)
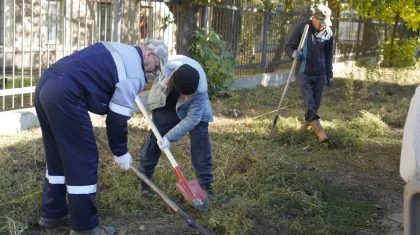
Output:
top-left (42, 0), bottom-right (64, 44)
top-left (0, 0), bottom-right (4, 45)
top-left (98, 2), bottom-right (112, 41)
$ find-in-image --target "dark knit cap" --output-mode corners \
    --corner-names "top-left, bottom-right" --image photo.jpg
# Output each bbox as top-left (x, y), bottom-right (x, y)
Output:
top-left (172, 64), bottom-right (199, 95)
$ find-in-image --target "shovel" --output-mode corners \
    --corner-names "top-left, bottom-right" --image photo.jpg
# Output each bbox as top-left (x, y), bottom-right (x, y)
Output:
top-left (94, 135), bottom-right (213, 235)
top-left (135, 96), bottom-right (209, 211)
top-left (269, 24), bottom-right (310, 138)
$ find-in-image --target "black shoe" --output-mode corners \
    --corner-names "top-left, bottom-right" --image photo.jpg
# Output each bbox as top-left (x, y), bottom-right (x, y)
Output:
top-left (38, 215), bottom-right (68, 228)
top-left (140, 184), bottom-right (154, 199)
top-left (200, 184), bottom-right (214, 199)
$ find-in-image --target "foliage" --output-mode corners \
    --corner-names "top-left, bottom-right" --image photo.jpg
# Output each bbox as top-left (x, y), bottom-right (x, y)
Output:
top-left (345, 0), bottom-right (420, 31)
top-left (160, 14), bottom-right (174, 31)
top-left (188, 28), bottom-right (237, 96)
top-left (192, 0), bottom-right (222, 4)
top-left (381, 38), bottom-right (419, 68)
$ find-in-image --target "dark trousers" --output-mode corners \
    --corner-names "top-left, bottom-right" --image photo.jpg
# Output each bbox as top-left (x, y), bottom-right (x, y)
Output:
top-left (35, 68), bottom-right (99, 231)
top-left (296, 73), bottom-right (326, 121)
top-left (138, 107), bottom-right (213, 188)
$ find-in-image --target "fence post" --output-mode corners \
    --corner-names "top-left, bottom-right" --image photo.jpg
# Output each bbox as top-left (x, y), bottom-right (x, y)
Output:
top-left (334, 8), bottom-right (340, 63)
top-left (355, 16), bottom-right (362, 60)
top-left (260, 10), bottom-right (269, 73)
top-left (201, 5), bottom-right (207, 31)
top-left (113, 0), bottom-right (122, 42)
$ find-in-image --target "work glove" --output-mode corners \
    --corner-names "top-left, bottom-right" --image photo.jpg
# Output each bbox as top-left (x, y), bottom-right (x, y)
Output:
top-left (114, 153), bottom-right (132, 171)
top-left (325, 77), bottom-right (334, 87)
top-left (292, 50), bottom-right (302, 60)
top-left (157, 136), bottom-right (170, 150)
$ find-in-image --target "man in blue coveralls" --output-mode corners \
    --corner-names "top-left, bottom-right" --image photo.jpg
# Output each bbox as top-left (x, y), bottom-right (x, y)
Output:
top-left (35, 40), bottom-right (168, 235)
top-left (285, 4), bottom-right (334, 143)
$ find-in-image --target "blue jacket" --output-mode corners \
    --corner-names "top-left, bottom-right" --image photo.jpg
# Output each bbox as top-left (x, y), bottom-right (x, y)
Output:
top-left (285, 20), bottom-right (334, 78)
top-left (147, 55), bottom-right (213, 142)
top-left (53, 42), bottom-right (146, 157)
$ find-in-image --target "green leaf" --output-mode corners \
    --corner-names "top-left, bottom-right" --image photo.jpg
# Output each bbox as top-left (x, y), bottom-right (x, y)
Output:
top-left (188, 27), bottom-right (236, 96)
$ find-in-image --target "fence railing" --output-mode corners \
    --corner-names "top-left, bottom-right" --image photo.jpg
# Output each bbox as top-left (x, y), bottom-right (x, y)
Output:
top-left (0, 0), bottom-right (388, 111)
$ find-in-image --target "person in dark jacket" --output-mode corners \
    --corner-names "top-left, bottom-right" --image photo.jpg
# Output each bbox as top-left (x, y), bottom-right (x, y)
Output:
top-left (35, 40), bottom-right (168, 235)
top-left (285, 4), bottom-right (334, 143)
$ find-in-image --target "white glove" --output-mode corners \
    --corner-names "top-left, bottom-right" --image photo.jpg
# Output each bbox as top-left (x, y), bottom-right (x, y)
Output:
top-left (157, 137), bottom-right (170, 150)
top-left (114, 152), bottom-right (132, 171)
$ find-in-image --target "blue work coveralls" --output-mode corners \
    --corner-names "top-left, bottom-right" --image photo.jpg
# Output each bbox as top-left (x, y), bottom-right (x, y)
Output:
top-left (34, 42), bottom-right (146, 231)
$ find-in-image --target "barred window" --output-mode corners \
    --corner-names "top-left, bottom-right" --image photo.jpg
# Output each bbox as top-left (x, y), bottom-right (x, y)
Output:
top-left (42, 0), bottom-right (64, 44)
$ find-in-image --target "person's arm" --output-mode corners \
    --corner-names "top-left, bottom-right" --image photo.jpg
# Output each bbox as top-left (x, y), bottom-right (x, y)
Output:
top-left (106, 78), bottom-right (145, 156)
top-left (164, 93), bottom-right (205, 142)
top-left (325, 33), bottom-right (334, 79)
top-left (285, 24), bottom-right (304, 59)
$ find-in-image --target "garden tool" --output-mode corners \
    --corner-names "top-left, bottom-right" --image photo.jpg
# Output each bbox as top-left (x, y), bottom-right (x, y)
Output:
top-left (269, 24), bottom-right (310, 138)
top-left (94, 135), bottom-right (213, 235)
top-left (134, 96), bottom-right (209, 211)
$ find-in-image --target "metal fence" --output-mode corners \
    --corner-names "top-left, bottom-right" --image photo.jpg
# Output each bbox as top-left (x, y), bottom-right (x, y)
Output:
top-left (0, 0), bottom-right (388, 111)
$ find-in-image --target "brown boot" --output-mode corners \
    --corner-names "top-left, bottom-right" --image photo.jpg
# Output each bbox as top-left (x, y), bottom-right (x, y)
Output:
top-left (309, 119), bottom-right (328, 143)
top-left (301, 120), bottom-right (310, 130)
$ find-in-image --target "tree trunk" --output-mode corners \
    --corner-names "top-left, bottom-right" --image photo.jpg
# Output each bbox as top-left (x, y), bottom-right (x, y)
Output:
top-left (167, 2), bottom-right (200, 56)
top-left (211, 0), bottom-right (242, 58)
top-left (361, 19), bottom-right (376, 53)
top-left (390, 13), bottom-right (400, 48)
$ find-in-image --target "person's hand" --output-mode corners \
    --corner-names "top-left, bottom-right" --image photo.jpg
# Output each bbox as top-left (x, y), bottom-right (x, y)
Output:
top-left (157, 136), bottom-right (170, 150)
top-left (325, 77), bottom-right (334, 87)
top-left (114, 153), bottom-right (132, 170)
top-left (292, 50), bottom-right (302, 60)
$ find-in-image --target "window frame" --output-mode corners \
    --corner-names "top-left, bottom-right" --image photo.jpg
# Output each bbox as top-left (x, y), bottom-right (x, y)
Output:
top-left (41, 0), bottom-right (64, 45)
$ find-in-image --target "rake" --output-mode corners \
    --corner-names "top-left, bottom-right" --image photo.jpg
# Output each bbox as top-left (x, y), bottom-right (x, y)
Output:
top-left (269, 24), bottom-right (310, 138)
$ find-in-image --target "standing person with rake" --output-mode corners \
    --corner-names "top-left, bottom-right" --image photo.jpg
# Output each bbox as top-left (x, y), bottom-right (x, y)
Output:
top-left (138, 55), bottom-right (214, 198)
top-left (285, 4), bottom-right (334, 143)
top-left (35, 40), bottom-right (168, 235)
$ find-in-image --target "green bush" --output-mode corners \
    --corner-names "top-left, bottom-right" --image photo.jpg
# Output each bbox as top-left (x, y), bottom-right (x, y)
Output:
top-left (381, 38), bottom-right (419, 68)
top-left (188, 27), bottom-right (237, 96)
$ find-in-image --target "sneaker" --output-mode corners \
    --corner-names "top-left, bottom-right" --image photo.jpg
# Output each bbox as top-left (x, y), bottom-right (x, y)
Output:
top-left (38, 215), bottom-right (68, 228)
top-left (70, 225), bottom-right (117, 235)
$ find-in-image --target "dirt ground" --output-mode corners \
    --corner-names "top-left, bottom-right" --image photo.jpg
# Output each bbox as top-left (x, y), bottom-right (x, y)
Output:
top-left (327, 174), bottom-right (404, 235)
top-left (22, 216), bottom-right (202, 235)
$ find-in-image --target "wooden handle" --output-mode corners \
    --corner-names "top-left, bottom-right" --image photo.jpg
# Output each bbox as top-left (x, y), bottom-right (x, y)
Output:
top-left (135, 96), bottom-right (179, 168)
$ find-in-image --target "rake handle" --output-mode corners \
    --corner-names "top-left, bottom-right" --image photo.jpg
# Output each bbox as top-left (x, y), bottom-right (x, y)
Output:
top-left (94, 135), bottom-right (213, 235)
top-left (269, 24), bottom-right (310, 138)
top-left (134, 96), bottom-right (195, 197)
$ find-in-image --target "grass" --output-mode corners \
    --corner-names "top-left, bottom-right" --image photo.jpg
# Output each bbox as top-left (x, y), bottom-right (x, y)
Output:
top-left (0, 68), bottom-right (419, 234)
